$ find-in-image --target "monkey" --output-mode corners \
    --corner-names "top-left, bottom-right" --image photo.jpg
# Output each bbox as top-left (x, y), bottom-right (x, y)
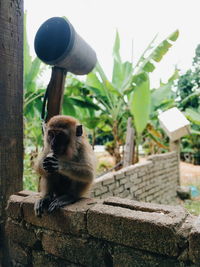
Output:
top-left (34, 115), bottom-right (95, 217)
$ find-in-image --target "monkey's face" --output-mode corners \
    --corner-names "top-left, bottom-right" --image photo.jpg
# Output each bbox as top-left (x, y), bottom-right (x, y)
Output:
top-left (47, 129), bottom-right (70, 156)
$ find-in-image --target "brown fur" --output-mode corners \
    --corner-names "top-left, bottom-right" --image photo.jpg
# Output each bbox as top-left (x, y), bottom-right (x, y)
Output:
top-left (34, 115), bottom-right (95, 207)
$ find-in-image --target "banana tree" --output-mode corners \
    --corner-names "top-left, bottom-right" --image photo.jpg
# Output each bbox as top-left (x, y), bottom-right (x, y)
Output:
top-left (85, 30), bottom-right (179, 163)
top-left (86, 39), bottom-right (132, 164)
top-left (141, 69), bottom-right (179, 154)
top-left (130, 30), bottom-right (179, 135)
top-left (24, 12), bottom-right (45, 121)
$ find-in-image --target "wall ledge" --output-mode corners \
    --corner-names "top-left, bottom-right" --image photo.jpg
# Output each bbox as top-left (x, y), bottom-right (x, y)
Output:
top-left (6, 191), bottom-right (200, 266)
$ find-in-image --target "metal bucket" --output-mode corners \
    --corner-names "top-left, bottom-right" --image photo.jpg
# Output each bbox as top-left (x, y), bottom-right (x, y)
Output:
top-left (34, 17), bottom-right (97, 75)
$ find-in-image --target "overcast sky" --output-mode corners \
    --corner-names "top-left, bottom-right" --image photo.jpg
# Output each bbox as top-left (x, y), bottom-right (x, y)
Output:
top-left (24, 0), bottom-right (200, 87)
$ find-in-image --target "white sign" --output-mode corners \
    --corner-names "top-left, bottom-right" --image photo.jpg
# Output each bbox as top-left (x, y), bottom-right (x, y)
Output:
top-left (158, 107), bottom-right (190, 141)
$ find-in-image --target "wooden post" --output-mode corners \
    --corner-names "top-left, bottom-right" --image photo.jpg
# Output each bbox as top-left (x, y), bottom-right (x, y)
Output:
top-left (0, 0), bottom-right (23, 265)
top-left (45, 67), bottom-right (67, 122)
top-left (123, 117), bottom-right (135, 167)
top-left (170, 139), bottom-right (181, 185)
top-left (170, 139), bottom-right (180, 153)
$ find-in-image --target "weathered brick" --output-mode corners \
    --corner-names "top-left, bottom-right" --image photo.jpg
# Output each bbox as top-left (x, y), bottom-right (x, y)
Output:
top-left (114, 169), bottom-right (125, 180)
top-left (6, 218), bottom-right (37, 247)
top-left (118, 190), bottom-right (130, 198)
top-left (94, 172), bottom-right (114, 184)
top-left (94, 186), bottom-right (108, 196)
top-left (124, 165), bottom-right (139, 176)
top-left (119, 177), bottom-right (127, 185)
top-left (102, 175), bottom-right (115, 186)
top-left (138, 169), bottom-right (147, 177)
top-left (100, 191), bottom-right (113, 199)
top-left (87, 197), bottom-right (187, 257)
top-left (113, 185), bottom-right (124, 195)
top-left (147, 152), bottom-right (176, 162)
top-left (130, 185), bottom-right (137, 194)
top-left (133, 177), bottom-right (143, 185)
top-left (146, 195), bottom-right (154, 202)
top-left (124, 182), bottom-right (133, 190)
top-left (129, 173), bottom-right (138, 182)
top-left (92, 180), bottom-right (101, 190)
top-left (134, 188), bottom-right (144, 196)
top-left (42, 232), bottom-right (109, 266)
top-left (17, 190), bottom-right (38, 197)
top-left (90, 191), bottom-right (95, 198)
top-left (22, 195), bottom-right (97, 235)
top-left (9, 242), bottom-right (29, 265)
top-left (108, 183), bottom-right (117, 191)
top-left (189, 216), bottom-right (200, 264)
top-left (6, 195), bottom-right (24, 219)
top-left (113, 244), bottom-right (180, 267)
top-left (32, 250), bottom-right (78, 267)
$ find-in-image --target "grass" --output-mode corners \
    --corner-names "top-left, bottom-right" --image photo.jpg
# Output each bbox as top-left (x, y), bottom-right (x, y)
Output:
top-left (182, 184), bottom-right (200, 215)
top-left (184, 198), bottom-right (200, 215)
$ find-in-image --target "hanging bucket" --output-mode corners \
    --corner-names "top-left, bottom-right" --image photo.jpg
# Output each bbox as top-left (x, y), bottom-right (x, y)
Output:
top-left (34, 17), bottom-right (97, 75)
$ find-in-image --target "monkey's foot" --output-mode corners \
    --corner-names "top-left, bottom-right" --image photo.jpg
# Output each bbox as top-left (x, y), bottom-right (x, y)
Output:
top-left (48, 195), bottom-right (76, 213)
top-left (34, 196), bottom-right (52, 217)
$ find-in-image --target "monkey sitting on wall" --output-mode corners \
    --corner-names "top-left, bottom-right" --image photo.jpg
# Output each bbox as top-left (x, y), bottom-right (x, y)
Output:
top-left (34, 115), bottom-right (95, 217)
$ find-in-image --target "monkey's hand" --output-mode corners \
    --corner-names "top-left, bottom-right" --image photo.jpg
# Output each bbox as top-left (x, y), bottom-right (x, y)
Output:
top-left (34, 195), bottom-right (52, 217)
top-left (48, 195), bottom-right (76, 213)
top-left (43, 154), bottom-right (58, 173)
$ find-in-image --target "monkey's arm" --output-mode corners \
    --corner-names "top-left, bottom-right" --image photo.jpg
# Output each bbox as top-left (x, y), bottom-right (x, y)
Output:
top-left (34, 153), bottom-right (56, 217)
top-left (43, 155), bottom-right (94, 183)
top-left (34, 150), bottom-right (50, 176)
top-left (58, 160), bottom-right (94, 183)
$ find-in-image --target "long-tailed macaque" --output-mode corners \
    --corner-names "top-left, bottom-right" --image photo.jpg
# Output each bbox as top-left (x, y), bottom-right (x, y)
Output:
top-left (34, 115), bottom-right (95, 217)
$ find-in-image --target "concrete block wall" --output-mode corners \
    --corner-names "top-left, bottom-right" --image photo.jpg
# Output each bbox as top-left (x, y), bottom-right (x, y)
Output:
top-left (91, 152), bottom-right (179, 204)
top-left (6, 191), bottom-right (200, 266)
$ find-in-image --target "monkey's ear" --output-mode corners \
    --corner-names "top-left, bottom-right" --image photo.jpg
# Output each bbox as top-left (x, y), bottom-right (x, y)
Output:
top-left (76, 125), bottom-right (83, 137)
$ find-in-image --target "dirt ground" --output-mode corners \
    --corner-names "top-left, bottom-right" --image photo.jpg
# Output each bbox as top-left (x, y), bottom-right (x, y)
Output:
top-left (179, 161), bottom-right (200, 215)
top-left (180, 161), bottom-right (200, 186)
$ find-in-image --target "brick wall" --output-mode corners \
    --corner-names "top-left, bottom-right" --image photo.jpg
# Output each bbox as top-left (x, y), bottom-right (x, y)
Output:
top-left (6, 191), bottom-right (200, 266)
top-left (91, 152), bottom-right (179, 204)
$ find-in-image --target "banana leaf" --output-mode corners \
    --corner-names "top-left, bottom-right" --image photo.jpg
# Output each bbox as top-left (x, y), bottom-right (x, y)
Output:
top-left (130, 73), bottom-right (151, 134)
top-left (136, 30), bottom-right (179, 74)
top-left (185, 108), bottom-right (200, 126)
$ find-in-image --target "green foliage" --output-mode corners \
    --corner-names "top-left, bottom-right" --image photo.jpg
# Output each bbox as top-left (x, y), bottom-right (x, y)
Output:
top-left (135, 30), bottom-right (179, 75)
top-left (130, 31), bottom-right (179, 135)
top-left (184, 199), bottom-right (200, 215)
top-left (177, 44), bottom-right (200, 111)
top-left (176, 44), bottom-right (200, 159)
top-left (130, 73), bottom-right (151, 134)
top-left (23, 152), bottom-right (38, 191)
top-left (185, 108), bottom-right (200, 126)
top-left (23, 12), bottom-right (45, 189)
top-left (84, 30), bottom-right (179, 161)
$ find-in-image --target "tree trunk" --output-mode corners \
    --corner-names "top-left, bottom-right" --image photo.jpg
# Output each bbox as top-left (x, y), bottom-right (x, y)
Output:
top-left (113, 121), bottom-right (121, 169)
top-left (123, 117), bottom-right (135, 167)
top-left (0, 0), bottom-right (23, 265)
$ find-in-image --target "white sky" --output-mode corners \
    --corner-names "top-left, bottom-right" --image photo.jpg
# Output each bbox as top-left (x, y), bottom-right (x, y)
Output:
top-left (24, 0), bottom-right (200, 87)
